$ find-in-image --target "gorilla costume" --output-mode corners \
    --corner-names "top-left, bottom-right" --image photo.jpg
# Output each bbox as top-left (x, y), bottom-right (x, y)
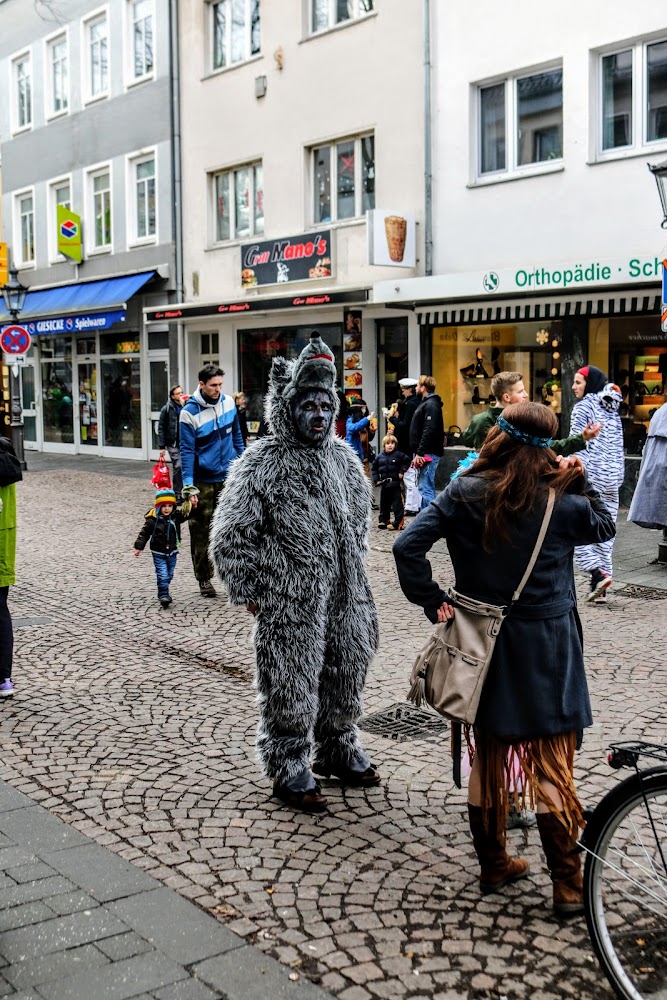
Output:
top-left (209, 333), bottom-right (380, 811)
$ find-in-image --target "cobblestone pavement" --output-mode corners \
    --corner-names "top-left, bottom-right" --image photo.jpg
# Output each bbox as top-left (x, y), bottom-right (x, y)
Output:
top-left (2, 457), bottom-right (666, 1000)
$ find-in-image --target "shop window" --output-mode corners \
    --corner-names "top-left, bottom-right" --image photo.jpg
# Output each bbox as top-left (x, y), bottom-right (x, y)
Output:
top-left (211, 162), bottom-right (263, 242)
top-left (148, 330), bottom-right (169, 350)
top-left (12, 51), bottom-right (32, 132)
top-left (310, 0), bottom-right (373, 34)
top-left (238, 324), bottom-right (342, 428)
top-left (312, 133), bottom-right (374, 223)
top-left (597, 37), bottom-right (667, 156)
top-left (211, 0), bottom-right (260, 71)
top-left (47, 33), bottom-right (69, 117)
top-left (609, 315), bottom-right (666, 455)
top-left (102, 358), bottom-right (142, 448)
top-left (100, 331), bottom-right (140, 354)
top-left (40, 337), bottom-right (74, 445)
top-left (476, 66), bottom-right (563, 179)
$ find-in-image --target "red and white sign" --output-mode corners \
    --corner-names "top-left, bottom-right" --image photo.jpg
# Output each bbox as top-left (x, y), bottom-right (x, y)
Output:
top-left (0, 325), bottom-right (31, 357)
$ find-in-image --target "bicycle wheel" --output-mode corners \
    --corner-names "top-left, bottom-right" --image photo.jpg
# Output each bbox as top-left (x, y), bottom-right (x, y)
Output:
top-left (584, 768), bottom-right (667, 1000)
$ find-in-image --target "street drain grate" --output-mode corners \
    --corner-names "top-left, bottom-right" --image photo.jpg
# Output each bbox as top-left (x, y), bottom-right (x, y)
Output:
top-left (13, 617), bottom-right (52, 628)
top-left (613, 584), bottom-right (667, 601)
top-left (359, 702), bottom-right (449, 741)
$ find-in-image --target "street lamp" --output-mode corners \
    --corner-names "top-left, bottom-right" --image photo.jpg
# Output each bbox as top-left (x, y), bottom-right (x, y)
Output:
top-left (648, 158), bottom-right (667, 228)
top-left (1, 264), bottom-right (29, 469)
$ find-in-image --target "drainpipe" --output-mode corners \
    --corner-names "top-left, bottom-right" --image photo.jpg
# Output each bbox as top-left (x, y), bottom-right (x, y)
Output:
top-left (169, 0), bottom-right (185, 385)
top-left (423, 0), bottom-right (433, 277)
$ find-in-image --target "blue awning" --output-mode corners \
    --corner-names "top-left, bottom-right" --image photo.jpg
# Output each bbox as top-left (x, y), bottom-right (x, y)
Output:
top-left (0, 271), bottom-right (156, 327)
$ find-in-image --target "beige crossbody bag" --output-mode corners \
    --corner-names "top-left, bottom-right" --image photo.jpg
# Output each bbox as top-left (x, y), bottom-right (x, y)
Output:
top-left (407, 488), bottom-right (556, 727)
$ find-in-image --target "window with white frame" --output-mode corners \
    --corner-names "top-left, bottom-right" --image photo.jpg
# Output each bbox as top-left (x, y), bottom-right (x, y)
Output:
top-left (13, 52), bottom-right (32, 130)
top-left (129, 0), bottom-right (153, 79)
top-left (47, 34), bottom-right (68, 115)
top-left (85, 12), bottom-right (109, 98)
top-left (131, 154), bottom-right (156, 241)
top-left (89, 167), bottom-right (112, 249)
top-left (16, 192), bottom-right (35, 264)
top-left (598, 39), bottom-right (667, 154)
top-left (477, 66), bottom-right (563, 178)
top-left (310, 0), bottom-right (373, 34)
top-left (212, 162), bottom-right (263, 242)
top-left (50, 179), bottom-right (71, 258)
top-left (312, 133), bottom-right (374, 223)
top-left (211, 0), bottom-right (260, 71)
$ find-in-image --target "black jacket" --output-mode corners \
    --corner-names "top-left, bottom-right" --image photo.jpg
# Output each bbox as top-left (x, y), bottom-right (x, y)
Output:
top-left (236, 406), bottom-right (249, 443)
top-left (134, 508), bottom-right (190, 553)
top-left (409, 394), bottom-right (445, 457)
top-left (389, 393), bottom-right (420, 455)
top-left (158, 399), bottom-right (181, 449)
top-left (371, 449), bottom-right (411, 485)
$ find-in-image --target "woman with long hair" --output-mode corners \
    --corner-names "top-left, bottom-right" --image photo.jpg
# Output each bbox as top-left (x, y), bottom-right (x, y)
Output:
top-left (393, 402), bottom-right (616, 916)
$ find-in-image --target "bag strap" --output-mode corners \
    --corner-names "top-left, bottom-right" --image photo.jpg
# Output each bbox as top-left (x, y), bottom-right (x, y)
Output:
top-left (510, 488), bottom-right (555, 606)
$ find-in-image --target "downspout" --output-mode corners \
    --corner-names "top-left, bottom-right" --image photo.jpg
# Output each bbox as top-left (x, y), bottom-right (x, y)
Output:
top-left (423, 0), bottom-right (433, 277)
top-left (169, 0), bottom-right (185, 385)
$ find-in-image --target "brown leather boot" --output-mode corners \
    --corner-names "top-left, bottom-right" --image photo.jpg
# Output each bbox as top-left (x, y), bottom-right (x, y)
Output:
top-left (468, 804), bottom-right (530, 894)
top-left (536, 811), bottom-right (584, 916)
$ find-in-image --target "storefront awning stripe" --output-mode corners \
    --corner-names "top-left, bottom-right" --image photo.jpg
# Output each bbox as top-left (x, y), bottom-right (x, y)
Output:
top-left (0, 271), bottom-right (156, 324)
top-left (417, 293), bottom-right (662, 325)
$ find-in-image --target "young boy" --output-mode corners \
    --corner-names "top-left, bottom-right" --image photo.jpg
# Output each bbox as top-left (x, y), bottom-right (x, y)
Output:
top-left (371, 434), bottom-right (411, 530)
top-left (133, 488), bottom-right (191, 608)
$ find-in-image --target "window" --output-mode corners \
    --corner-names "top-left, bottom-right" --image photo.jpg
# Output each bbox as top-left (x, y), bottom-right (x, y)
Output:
top-left (129, 0), bottom-right (153, 79)
top-left (211, 0), bottom-right (260, 70)
top-left (477, 67), bottom-right (563, 178)
top-left (47, 34), bottom-right (68, 115)
top-left (312, 134), bottom-right (374, 223)
top-left (311, 0), bottom-right (373, 34)
top-left (131, 154), bottom-right (156, 241)
top-left (16, 192), bottom-right (35, 265)
top-left (49, 179), bottom-right (71, 259)
top-left (85, 12), bottom-right (109, 98)
top-left (598, 38), bottom-right (667, 155)
top-left (89, 167), bottom-right (112, 250)
top-left (212, 162), bottom-right (263, 242)
top-left (12, 53), bottom-right (32, 130)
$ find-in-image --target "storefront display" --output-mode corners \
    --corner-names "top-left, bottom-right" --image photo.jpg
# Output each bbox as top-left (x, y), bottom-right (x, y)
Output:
top-left (609, 316), bottom-right (666, 455)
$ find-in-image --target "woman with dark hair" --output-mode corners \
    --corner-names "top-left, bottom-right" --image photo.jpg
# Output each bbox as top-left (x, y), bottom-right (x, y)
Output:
top-left (393, 402), bottom-right (615, 916)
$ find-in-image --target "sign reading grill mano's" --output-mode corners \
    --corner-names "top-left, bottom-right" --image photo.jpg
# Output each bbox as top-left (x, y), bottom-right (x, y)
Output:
top-left (374, 255), bottom-right (665, 305)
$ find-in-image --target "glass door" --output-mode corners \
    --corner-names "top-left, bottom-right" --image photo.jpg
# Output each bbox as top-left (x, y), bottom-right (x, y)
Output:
top-left (77, 362), bottom-right (99, 448)
top-left (20, 356), bottom-right (41, 450)
top-left (149, 355), bottom-right (169, 458)
top-left (40, 337), bottom-right (75, 451)
top-left (101, 356), bottom-right (142, 454)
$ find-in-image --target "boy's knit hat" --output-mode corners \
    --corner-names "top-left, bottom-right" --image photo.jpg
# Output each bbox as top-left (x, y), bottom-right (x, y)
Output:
top-left (155, 488), bottom-right (177, 508)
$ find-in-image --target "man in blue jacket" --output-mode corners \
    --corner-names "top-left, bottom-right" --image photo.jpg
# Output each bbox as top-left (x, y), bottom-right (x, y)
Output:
top-left (180, 365), bottom-right (244, 596)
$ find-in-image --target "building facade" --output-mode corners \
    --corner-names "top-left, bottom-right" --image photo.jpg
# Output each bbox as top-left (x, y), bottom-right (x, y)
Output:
top-left (154, 0), bottom-right (426, 429)
top-left (0, 0), bottom-right (181, 458)
top-left (375, 0), bottom-right (667, 456)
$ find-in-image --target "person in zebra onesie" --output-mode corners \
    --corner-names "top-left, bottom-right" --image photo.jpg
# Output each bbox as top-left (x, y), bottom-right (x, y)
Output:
top-left (569, 365), bottom-right (624, 602)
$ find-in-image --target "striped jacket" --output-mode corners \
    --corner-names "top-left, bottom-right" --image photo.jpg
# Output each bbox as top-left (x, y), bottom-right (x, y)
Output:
top-left (570, 384), bottom-right (625, 493)
top-left (179, 388), bottom-right (244, 487)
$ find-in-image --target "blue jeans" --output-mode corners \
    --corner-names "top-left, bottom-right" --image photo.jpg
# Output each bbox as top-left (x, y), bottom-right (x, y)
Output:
top-left (418, 457), bottom-right (437, 509)
top-left (152, 552), bottom-right (178, 598)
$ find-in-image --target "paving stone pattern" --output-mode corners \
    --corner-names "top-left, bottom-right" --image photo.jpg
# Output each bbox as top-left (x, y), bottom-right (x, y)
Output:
top-left (0, 459), bottom-right (665, 999)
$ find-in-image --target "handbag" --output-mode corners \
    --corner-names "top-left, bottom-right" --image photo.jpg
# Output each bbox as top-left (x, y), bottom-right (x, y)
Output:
top-left (151, 458), bottom-right (172, 490)
top-left (407, 488), bottom-right (556, 727)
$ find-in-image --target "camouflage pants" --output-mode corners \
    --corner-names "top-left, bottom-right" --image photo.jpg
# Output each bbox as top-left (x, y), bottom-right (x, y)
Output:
top-left (188, 481), bottom-right (224, 582)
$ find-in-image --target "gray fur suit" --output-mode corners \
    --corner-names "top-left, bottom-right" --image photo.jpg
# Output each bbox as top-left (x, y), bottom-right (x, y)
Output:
top-left (209, 334), bottom-right (379, 790)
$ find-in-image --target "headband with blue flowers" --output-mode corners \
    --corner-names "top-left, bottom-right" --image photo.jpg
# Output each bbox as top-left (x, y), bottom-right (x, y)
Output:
top-left (496, 414), bottom-right (553, 449)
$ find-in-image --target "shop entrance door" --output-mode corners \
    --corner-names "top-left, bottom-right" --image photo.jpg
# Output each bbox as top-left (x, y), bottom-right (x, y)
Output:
top-left (40, 337), bottom-right (75, 452)
top-left (20, 357), bottom-right (41, 451)
top-left (100, 356), bottom-right (142, 456)
top-left (376, 319), bottom-right (408, 418)
top-left (76, 362), bottom-right (100, 450)
top-left (148, 355), bottom-right (169, 459)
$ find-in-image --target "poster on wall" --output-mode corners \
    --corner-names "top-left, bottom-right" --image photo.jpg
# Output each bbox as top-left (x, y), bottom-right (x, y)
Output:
top-left (367, 210), bottom-right (417, 268)
top-left (344, 310), bottom-right (364, 400)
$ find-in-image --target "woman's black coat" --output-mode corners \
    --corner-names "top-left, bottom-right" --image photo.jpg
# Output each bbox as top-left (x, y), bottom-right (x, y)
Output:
top-left (393, 474), bottom-right (616, 740)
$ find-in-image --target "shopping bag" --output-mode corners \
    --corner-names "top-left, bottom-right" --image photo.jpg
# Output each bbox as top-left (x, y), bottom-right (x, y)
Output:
top-left (403, 465), bottom-right (422, 513)
top-left (151, 458), bottom-right (172, 489)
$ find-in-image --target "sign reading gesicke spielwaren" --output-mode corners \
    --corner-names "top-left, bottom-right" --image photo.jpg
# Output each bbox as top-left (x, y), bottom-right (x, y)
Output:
top-left (241, 231), bottom-right (333, 288)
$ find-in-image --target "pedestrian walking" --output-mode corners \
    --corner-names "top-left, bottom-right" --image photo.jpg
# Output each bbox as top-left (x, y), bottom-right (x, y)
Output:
top-left (180, 365), bottom-right (245, 598)
top-left (393, 402), bottom-right (616, 915)
top-left (371, 434), bottom-right (410, 530)
top-left (628, 401), bottom-right (667, 529)
top-left (209, 333), bottom-right (380, 812)
top-left (0, 437), bottom-right (21, 699)
top-left (346, 400), bottom-right (378, 507)
top-left (569, 365), bottom-right (624, 602)
top-left (409, 375), bottom-right (445, 509)
top-left (158, 385), bottom-right (184, 500)
top-left (133, 488), bottom-right (191, 608)
top-left (233, 391), bottom-right (250, 447)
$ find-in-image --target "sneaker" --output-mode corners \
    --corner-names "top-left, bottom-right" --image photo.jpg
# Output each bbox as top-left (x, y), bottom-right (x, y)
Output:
top-left (587, 569), bottom-right (612, 602)
top-left (199, 579), bottom-right (217, 598)
top-left (593, 592), bottom-right (607, 604)
top-left (506, 804), bottom-right (537, 829)
top-left (0, 679), bottom-right (14, 698)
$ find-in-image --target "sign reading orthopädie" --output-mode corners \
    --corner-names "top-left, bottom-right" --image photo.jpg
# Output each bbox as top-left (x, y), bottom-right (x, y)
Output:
top-left (240, 231), bottom-right (333, 288)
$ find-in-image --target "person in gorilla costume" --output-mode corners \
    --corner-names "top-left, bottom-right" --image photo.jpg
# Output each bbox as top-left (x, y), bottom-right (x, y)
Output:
top-left (209, 333), bottom-right (380, 811)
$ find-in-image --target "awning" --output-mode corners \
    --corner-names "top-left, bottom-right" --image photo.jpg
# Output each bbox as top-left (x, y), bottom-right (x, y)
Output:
top-left (0, 271), bottom-right (156, 330)
top-left (417, 291), bottom-right (662, 326)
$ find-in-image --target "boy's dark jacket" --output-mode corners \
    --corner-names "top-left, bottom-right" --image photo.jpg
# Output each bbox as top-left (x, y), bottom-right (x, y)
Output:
top-left (371, 449), bottom-right (411, 485)
top-left (134, 507), bottom-right (190, 553)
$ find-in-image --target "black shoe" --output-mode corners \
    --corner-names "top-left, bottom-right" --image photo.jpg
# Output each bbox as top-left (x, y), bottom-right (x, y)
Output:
top-left (313, 762), bottom-right (381, 787)
top-left (199, 580), bottom-right (217, 597)
top-left (378, 522), bottom-right (387, 530)
top-left (159, 597), bottom-right (171, 609)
